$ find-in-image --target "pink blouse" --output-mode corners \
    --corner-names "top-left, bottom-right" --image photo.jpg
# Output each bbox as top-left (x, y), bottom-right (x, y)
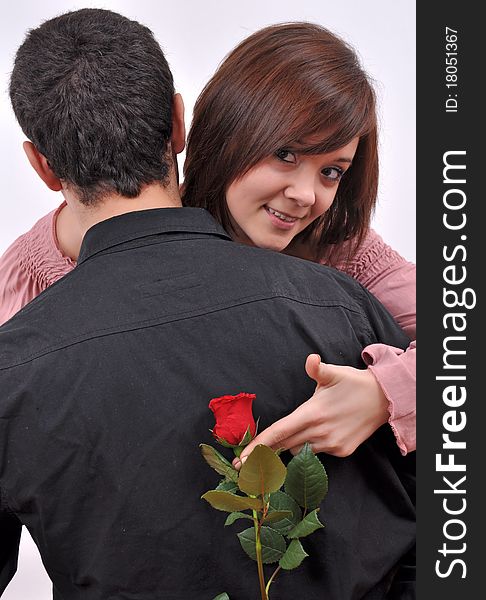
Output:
top-left (0, 204), bottom-right (75, 322)
top-left (0, 205), bottom-right (416, 454)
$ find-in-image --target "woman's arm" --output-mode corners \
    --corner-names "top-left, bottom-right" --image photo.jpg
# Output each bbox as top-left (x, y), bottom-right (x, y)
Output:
top-left (234, 230), bottom-right (415, 465)
top-left (336, 229), bottom-right (416, 454)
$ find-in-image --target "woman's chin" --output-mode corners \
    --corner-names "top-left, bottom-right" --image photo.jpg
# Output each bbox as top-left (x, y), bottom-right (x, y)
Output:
top-left (254, 238), bottom-right (291, 253)
top-left (234, 231), bottom-right (292, 253)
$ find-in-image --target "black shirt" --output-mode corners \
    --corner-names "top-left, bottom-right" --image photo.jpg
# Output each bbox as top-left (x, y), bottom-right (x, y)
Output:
top-left (0, 208), bottom-right (414, 599)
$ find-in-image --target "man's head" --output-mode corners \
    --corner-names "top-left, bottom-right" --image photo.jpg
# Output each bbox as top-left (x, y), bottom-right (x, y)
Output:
top-left (9, 8), bottom-right (183, 206)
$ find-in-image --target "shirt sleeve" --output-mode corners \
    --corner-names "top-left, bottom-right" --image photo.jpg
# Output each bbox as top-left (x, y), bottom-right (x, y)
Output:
top-left (334, 229), bottom-right (416, 455)
top-left (0, 204), bottom-right (76, 326)
top-left (0, 507), bottom-right (21, 594)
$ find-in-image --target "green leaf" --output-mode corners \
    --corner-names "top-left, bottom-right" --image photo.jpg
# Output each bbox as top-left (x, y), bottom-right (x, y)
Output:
top-left (212, 594), bottom-right (230, 600)
top-left (202, 490), bottom-right (263, 512)
top-left (262, 510), bottom-right (292, 525)
top-left (287, 509), bottom-right (324, 538)
top-left (237, 526), bottom-right (286, 564)
top-left (238, 444), bottom-right (287, 496)
top-left (267, 490), bottom-right (302, 534)
top-left (284, 443), bottom-right (328, 510)
top-left (200, 444), bottom-right (238, 482)
top-left (279, 539), bottom-right (309, 570)
top-left (215, 479), bottom-right (238, 493)
top-left (225, 511), bottom-right (253, 526)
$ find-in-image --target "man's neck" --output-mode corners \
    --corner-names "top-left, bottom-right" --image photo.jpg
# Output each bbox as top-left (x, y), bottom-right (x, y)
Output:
top-left (58, 181), bottom-right (182, 261)
top-left (56, 203), bottom-right (83, 261)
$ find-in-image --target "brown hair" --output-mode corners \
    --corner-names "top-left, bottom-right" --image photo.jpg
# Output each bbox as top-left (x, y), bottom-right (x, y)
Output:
top-left (182, 22), bottom-right (378, 263)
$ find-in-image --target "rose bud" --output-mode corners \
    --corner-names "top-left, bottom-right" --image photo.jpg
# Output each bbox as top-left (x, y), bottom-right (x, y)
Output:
top-left (209, 393), bottom-right (257, 450)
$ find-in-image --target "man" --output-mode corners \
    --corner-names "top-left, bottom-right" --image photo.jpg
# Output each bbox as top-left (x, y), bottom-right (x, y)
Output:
top-left (0, 9), bottom-right (414, 599)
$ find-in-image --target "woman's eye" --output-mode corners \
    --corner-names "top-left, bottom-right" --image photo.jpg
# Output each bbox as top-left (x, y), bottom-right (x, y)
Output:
top-left (275, 149), bottom-right (296, 163)
top-left (321, 166), bottom-right (344, 181)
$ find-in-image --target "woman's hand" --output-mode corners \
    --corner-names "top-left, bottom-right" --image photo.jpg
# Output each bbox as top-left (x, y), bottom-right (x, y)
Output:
top-left (234, 354), bottom-right (390, 466)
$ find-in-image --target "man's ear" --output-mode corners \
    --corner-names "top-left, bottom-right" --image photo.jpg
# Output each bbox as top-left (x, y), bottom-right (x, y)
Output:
top-left (171, 93), bottom-right (186, 155)
top-left (23, 141), bottom-right (63, 191)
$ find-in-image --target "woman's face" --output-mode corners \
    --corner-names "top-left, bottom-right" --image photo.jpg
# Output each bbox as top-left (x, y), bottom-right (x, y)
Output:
top-left (226, 138), bottom-right (359, 251)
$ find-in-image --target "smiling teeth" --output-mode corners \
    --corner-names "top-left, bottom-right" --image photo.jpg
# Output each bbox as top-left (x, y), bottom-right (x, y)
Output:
top-left (267, 207), bottom-right (297, 222)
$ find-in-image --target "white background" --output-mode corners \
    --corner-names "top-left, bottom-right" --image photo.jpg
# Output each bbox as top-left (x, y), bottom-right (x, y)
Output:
top-left (0, 1), bottom-right (415, 598)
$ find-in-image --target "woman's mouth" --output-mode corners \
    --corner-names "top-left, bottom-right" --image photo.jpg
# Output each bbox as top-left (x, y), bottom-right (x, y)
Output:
top-left (266, 206), bottom-right (298, 222)
top-left (264, 206), bottom-right (302, 230)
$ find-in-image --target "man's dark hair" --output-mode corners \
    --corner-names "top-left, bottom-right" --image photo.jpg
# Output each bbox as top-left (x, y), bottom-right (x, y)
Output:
top-left (9, 8), bottom-right (175, 205)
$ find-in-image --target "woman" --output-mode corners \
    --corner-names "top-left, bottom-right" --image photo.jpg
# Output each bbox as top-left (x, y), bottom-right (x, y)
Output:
top-left (0, 22), bottom-right (415, 460)
top-left (182, 22), bottom-right (415, 461)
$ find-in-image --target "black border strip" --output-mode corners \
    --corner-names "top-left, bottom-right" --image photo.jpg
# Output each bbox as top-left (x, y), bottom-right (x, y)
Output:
top-left (417, 3), bottom-right (482, 596)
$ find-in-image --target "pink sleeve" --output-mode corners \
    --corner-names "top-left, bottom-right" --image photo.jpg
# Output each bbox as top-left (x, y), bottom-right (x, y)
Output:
top-left (0, 204), bottom-right (76, 326)
top-left (334, 229), bottom-right (416, 454)
top-left (363, 342), bottom-right (416, 455)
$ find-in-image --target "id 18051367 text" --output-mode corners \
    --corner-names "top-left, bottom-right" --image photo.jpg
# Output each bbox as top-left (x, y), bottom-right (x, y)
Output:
top-left (445, 27), bottom-right (458, 113)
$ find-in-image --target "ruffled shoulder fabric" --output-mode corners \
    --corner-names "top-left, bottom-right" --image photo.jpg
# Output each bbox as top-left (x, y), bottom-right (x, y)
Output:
top-left (0, 203), bottom-right (75, 325)
top-left (333, 229), bottom-right (416, 340)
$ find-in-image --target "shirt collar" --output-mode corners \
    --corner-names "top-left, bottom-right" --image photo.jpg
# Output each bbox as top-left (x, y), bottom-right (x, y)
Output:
top-left (77, 207), bottom-right (232, 264)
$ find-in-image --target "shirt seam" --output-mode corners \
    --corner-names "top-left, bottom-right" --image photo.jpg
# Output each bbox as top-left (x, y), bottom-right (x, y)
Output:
top-left (0, 294), bottom-right (373, 370)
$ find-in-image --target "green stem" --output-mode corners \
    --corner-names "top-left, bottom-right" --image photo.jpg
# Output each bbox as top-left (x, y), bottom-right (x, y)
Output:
top-left (233, 445), bottom-right (244, 458)
top-left (252, 510), bottom-right (268, 600)
top-left (265, 566), bottom-right (281, 596)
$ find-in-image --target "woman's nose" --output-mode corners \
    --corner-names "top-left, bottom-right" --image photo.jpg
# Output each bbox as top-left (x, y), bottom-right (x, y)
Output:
top-left (283, 174), bottom-right (316, 207)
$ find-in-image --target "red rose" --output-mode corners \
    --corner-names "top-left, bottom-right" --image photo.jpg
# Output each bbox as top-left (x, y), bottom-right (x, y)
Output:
top-left (209, 393), bottom-right (257, 447)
